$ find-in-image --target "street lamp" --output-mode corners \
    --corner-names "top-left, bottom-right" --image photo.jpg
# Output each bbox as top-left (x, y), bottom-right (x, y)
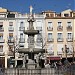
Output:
top-left (72, 46), bottom-right (74, 62)
top-left (65, 44), bottom-right (69, 60)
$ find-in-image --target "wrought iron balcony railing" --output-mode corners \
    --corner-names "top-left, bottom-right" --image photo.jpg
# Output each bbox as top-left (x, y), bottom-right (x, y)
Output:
top-left (8, 27), bottom-right (14, 31)
top-left (67, 26), bottom-right (72, 31)
top-left (57, 51), bottom-right (63, 55)
top-left (57, 26), bottom-right (63, 31)
top-left (57, 38), bottom-right (63, 42)
top-left (47, 38), bottom-right (54, 42)
top-left (36, 27), bottom-right (42, 31)
top-left (8, 38), bottom-right (14, 43)
top-left (47, 50), bottom-right (54, 55)
top-left (66, 38), bottom-right (73, 42)
top-left (19, 27), bottom-right (25, 31)
top-left (47, 27), bottom-right (53, 31)
top-left (19, 38), bottom-right (25, 43)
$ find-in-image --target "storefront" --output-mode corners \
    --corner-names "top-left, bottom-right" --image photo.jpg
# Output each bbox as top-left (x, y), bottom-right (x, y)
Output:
top-left (0, 57), bottom-right (5, 68)
top-left (47, 56), bottom-right (61, 63)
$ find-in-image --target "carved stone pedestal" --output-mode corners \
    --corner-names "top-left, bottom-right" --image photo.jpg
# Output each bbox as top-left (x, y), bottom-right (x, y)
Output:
top-left (27, 59), bottom-right (36, 69)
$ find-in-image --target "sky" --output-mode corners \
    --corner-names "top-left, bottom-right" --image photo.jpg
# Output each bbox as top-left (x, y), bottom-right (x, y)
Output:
top-left (0, 0), bottom-right (75, 13)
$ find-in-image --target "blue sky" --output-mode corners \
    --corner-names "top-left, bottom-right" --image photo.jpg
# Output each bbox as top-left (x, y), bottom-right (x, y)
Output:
top-left (0, 0), bottom-right (74, 13)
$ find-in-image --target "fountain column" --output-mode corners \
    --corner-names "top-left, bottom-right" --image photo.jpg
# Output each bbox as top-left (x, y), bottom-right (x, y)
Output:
top-left (18, 6), bottom-right (45, 69)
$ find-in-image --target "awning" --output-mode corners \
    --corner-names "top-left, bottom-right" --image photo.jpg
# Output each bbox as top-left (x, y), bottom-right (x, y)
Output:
top-left (47, 57), bottom-right (60, 60)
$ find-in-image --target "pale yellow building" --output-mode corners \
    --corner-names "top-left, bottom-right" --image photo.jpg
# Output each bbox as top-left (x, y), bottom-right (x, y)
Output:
top-left (0, 7), bottom-right (17, 68)
top-left (42, 9), bottom-right (75, 62)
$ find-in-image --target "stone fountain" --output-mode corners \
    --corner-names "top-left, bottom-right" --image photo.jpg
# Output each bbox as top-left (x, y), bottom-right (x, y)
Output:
top-left (18, 6), bottom-right (45, 69)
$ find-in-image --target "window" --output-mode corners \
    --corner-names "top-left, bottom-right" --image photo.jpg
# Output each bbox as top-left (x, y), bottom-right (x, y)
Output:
top-left (9, 36), bottom-right (13, 40)
top-left (0, 22), bottom-right (3, 29)
top-left (64, 14), bottom-right (69, 17)
top-left (20, 33), bottom-right (23, 39)
top-left (50, 14), bottom-right (54, 17)
top-left (57, 44), bottom-right (63, 54)
top-left (19, 22), bottom-right (25, 31)
top-left (19, 33), bottom-right (25, 43)
top-left (9, 22), bottom-right (14, 31)
top-left (67, 22), bottom-right (71, 27)
top-left (36, 21), bottom-right (42, 31)
top-left (67, 33), bottom-right (72, 39)
top-left (48, 33), bottom-right (52, 39)
top-left (47, 44), bottom-right (54, 54)
top-left (0, 33), bottom-right (3, 40)
top-left (9, 25), bottom-right (13, 28)
top-left (9, 25), bottom-right (13, 31)
top-left (48, 22), bottom-right (52, 28)
top-left (46, 14), bottom-right (49, 17)
top-left (9, 22), bottom-right (13, 25)
top-left (0, 45), bottom-right (3, 52)
top-left (37, 21), bottom-right (42, 27)
top-left (57, 33), bottom-right (62, 39)
top-left (20, 22), bottom-right (24, 28)
top-left (58, 22), bottom-right (62, 27)
top-left (9, 33), bottom-right (13, 40)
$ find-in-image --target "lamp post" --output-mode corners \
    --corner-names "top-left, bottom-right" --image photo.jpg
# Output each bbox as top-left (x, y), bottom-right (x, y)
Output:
top-left (65, 45), bottom-right (67, 60)
top-left (72, 46), bottom-right (74, 62)
top-left (65, 44), bottom-right (69, 60)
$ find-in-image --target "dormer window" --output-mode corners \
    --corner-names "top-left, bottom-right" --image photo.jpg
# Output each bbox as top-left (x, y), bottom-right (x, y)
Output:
top-left (64, 14), bottom-right (69, 17)
top-left (50, 14), bottom-right (54, 17)
top-left (46, 14), bottom-right (49, 17)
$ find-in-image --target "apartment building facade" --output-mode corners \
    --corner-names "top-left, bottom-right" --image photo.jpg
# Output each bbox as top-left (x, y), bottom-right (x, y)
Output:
top-left (15, 13), bottom-right (45, 67)
top-left (0, 7), bottom-right (75, 68)
top-left (0, 7), bottom-right (17, 68)
top-left (43, 9), bottom-right (75, 62)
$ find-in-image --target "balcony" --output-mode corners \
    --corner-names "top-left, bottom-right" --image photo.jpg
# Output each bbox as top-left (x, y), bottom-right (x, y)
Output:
top-left (36, 27), bottom-right (42, 31)
top-left (57, 38), bottom-right (63, 42)
top-left (47, 38), bottom-right (54, 42)
top-left (19, 38), bottom-right (25, 43)
top-left (47, 51), bottom-right (54, 55)
top-left (57, 26), bottom-right (63, 31)
top-left (8, 27), bottom-right (14, 31)
top-left (0, 39), bottom-right (5, 43)
top-left (66, 38), bottom-right (73, 42)
top-left (47, 27), bottom-right (53, 31)
top-left (57, 51), bottom-right (63, 55)
top-left (19, 27), bottom-right (25, 31)
top-left (0, 27), bottom-right (4, 32)
top-left (19, 44), bottom-right (24, 48)
top-left (67, 26), bottom-right (72, 31)
top-left (8, 38), bottom-right (14, 43)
